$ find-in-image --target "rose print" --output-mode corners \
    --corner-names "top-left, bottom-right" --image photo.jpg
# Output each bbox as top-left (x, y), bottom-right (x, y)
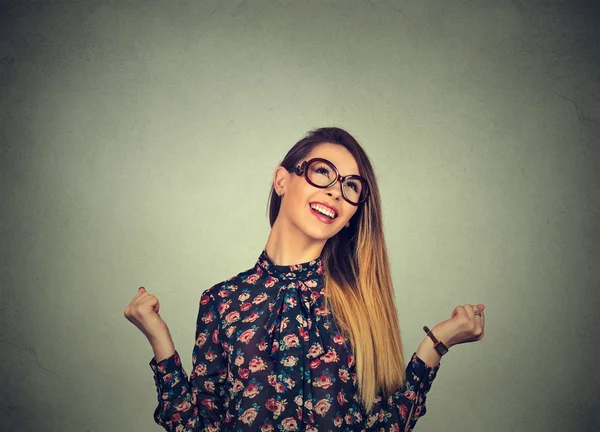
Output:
top-left (403, 389), bottom-right (417, 401)
top-left (217, 301), bottom-right (231, 314)
top-left (175, 400), bottom-right (190, 412)
top-left (282, 334), bottom-right (299, 347)
top-left (281, 417), bottom-right (298, 431)
top-left (234, 355), bottom-right (244, 366)
top-left (226, 326), bottom-right (236, 338)
top-left (238, 292), bottom-right (250, 302)
top-left (243, 383), bottom-right (260, 398)
top-left (313, 373), bottom-right (333, 389)
top-left (240, 407), bottom-right (258, 425)
top-left (321, 348), bottom-right (339, 363)
top-left (202, 311), bottom-right (214, 324)
top-left (204, 381), bottom-right (215, 392)
top-left (225, 311), bottom-right (240, 323)
top-left (314, 305), bottom-right (329, 316)
top-left (333, 333), bottom-right (346, 345)
top-left (232, 379), bottom-right (244, 393)
top-left (238, 328), bottom-right (256, 343)
top-left (253, 293), bottom-right (268, 304)
top-left (282, 355), bottom-right (298, 367)
top-left (274, 382), bottom-right (286, 393)
top-left (205, 349), bottom-right (216, 362)
top-left (337, 391), bottom-right (347, 405)
top-left (334, 416), bottom-right (343, 427)
top-left (248, 357), bottom-right (267, 372)
top-left (243, 273), bottom-right (260, 284)
top-left (261, 423), bottom-right (274, 432)
top-left (194, 363), bottom-right (207, 376)
top-left (305, 279), bottom-right (317, 288)
top-left (308, 343), bottom-right (324, 357)
top-left (200, 294), bottom-right (210, 305)
top-left (265, 276), bottom-right (278, 288)
top-left (244, 311), bottom-right (261, 322)
top-left (240, 302), bottom-right (252, 311)
top-left (283, 376), bottom-right (295, 389)
top-left (309, 358), bottom-right (321, 369)
top-left (200, 399), bottom-right (215, 410)
top-left (218, 289), bottom-right (229, 297)
top-left (239, 368), bottom-right (250, 379)
top-left (313, 397), bottom-right (332, 415)
top-left (347, 353), bottom-right (355, 367)
top-left (338, 368), bottom-right (350, 382)
top-left (196, 332), bottom-right (207, 346)
top-left (265, 398), bottom-right (287, 417)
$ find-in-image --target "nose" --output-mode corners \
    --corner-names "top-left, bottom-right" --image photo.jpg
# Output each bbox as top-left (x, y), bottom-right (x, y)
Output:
top-left (326, 184), bottom-right (342, 200)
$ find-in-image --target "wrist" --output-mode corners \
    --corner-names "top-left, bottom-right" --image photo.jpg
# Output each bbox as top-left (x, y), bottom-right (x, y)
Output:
top-left (431, 324), bottom-right (454, 349)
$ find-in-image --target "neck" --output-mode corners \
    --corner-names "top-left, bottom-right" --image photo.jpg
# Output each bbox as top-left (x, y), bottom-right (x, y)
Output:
top-left (264, 217), bottom-right (325, 266)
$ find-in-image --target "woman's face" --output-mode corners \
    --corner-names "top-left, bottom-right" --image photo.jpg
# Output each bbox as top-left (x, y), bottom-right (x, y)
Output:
top-left (274, 142), bottom-right (361, 243)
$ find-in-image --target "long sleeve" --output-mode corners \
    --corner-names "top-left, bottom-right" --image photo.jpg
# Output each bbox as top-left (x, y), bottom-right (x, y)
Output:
top-left (149, 288), bottom-right (228, 431)
top-left (365, 352), bottom-right (441, 432)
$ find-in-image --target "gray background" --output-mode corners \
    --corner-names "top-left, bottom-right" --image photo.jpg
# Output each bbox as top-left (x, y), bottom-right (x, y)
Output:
top-left (1, 0), bottom-right (599, 431)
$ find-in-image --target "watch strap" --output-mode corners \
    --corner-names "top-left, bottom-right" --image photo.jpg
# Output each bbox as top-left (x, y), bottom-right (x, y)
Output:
top-left (423, 325), bottom-right (449, 356)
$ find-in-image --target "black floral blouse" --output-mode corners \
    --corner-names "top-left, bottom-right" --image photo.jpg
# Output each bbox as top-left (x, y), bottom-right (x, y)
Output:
top-left (149, 250), bottom-right (441, 431)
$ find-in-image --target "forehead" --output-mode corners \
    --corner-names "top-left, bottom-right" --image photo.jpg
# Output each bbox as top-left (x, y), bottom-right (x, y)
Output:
top-left (304, 143), bottom-right (360, 176)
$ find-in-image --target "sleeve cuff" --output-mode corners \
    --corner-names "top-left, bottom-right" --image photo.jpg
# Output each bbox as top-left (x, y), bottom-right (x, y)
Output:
top-left (149, 351), bottom-right (184, 391)
top-left (408, 352), bottom-right (441, 390)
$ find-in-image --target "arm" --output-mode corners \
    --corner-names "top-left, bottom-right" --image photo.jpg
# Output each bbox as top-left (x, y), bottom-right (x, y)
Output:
top-left (149, 288), bottom-right (228, 431)
top-left (364, 334), bottom-right (443, 432)
top-left (366, 303), bottom-right (486, 431)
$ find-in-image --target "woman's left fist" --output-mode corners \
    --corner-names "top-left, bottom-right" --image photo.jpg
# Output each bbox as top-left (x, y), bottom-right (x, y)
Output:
top-left (432, 304), bottom-right (485, 348)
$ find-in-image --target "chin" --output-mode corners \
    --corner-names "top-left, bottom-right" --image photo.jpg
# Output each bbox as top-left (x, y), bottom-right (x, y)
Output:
top-left (301, 224), bottom-right (342, 243)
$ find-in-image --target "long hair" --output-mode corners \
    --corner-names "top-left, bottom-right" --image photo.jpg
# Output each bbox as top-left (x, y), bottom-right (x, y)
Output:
top-left (267, 127), bottom-right (406, 414)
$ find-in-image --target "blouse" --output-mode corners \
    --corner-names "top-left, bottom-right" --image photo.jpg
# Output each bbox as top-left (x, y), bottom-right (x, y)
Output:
top-left (149, 250), bottom-right (441, 432)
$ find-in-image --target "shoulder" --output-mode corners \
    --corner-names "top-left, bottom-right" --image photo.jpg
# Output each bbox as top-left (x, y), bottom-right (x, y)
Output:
top-left (200, 262), bottom-right (262, 306)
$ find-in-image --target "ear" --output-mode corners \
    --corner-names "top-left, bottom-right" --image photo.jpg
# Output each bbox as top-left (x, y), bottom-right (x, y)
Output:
top-left (273, 166), bottom-right (289, 196)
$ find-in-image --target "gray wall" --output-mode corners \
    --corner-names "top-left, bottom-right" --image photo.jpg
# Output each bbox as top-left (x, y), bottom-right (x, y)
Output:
top-left (1, 1), bottom-right (598, 431)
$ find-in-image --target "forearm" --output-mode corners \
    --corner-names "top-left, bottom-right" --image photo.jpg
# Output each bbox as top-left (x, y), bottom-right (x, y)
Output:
top-left (415, 324), bottom-right (451, 368)
top-left (149, 329), bottom-right (176, 363)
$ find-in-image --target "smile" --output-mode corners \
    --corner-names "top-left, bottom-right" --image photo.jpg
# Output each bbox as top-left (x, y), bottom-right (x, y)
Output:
top-left (309, 202), bottom-right (338, 224)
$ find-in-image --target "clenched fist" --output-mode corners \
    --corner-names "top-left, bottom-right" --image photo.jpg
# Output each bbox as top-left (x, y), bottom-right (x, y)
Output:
top-left (124, 287), bottom-right (169, 342)
top-left (433, 304), bottom-right (485, 348)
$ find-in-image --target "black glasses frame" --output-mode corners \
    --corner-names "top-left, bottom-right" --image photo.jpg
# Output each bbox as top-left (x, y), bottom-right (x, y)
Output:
top-left (294, 158), bottom-right (370, 206)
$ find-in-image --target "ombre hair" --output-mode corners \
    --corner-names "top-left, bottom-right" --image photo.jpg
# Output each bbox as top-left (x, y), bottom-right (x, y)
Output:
top-left (267, 126), bottom-right (406, 414)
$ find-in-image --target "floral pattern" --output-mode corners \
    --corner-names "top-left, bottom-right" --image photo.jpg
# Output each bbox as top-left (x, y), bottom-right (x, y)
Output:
top-left (149, 250), bottom-right (440, 431)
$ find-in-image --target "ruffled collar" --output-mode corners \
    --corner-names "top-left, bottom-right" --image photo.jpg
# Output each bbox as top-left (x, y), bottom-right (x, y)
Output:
top-left (256, 249), bottom-right (324, 281)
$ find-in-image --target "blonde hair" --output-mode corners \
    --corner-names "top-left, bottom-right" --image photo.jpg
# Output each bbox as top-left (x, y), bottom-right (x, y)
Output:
top-left (267, 127), bottom-right (406, 413)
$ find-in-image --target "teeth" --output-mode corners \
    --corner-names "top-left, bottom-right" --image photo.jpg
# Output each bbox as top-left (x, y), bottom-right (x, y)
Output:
top-left (310, 204), bottom-right (335, 219)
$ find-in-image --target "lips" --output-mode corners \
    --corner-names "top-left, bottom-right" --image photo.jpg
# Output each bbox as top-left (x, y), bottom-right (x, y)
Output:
top-left (308, 201), bottom-right (339, 225)
top-left (309, 201), bottom-right (338, 218)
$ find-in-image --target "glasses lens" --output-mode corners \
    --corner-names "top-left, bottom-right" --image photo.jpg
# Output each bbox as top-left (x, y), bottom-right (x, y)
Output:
top-left (307, 160), bottom-right (336, 187)
top-left (342, 177), bottom-right (367, 204)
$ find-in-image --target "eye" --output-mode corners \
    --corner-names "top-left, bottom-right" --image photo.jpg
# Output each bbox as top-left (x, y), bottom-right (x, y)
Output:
top-left (315, 166), bottom-right (331, 177)
top-left (346, 180), bottom-right (359, 192)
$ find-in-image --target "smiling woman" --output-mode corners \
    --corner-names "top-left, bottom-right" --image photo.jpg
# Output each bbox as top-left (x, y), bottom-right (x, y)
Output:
top-left (124, 126), bottom-right (486, 432)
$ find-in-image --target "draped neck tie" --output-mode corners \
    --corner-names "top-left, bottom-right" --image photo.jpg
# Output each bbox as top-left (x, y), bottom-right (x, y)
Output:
top-left (255, 250), bottom-right (328, 426)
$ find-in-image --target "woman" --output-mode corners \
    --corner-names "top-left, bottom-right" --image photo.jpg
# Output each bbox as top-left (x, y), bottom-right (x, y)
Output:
top-left (124, 127), bottom-right (485, 432)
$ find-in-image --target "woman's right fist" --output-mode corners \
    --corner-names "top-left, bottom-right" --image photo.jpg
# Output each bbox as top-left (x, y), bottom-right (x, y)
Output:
top-left (124, 287), bottom-right (169, 342)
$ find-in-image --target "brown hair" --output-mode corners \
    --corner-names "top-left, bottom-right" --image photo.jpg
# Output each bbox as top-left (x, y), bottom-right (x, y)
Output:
top-left (267, 126), bottom-right (406, 413)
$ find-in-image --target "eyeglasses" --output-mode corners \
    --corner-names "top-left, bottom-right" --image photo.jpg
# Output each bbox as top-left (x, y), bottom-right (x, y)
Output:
top-left (293, 158), bottom-right (370, 206)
